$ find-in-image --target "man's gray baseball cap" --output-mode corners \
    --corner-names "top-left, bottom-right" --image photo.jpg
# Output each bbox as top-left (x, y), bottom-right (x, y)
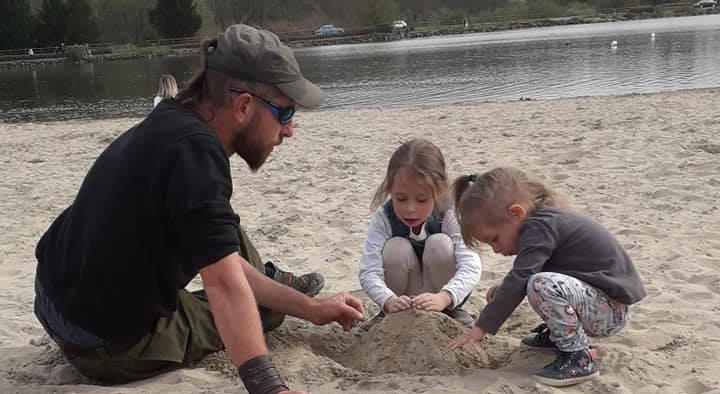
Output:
top-left (205, 24), bottom-right (324, 108)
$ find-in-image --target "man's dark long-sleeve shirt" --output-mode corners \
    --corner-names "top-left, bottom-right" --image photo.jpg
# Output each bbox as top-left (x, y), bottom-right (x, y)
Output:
top-left (35, 101), bottom-right (241, 343)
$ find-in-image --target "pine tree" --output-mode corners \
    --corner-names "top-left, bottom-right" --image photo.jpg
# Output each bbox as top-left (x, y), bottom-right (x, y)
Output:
top-left (0, 0), bottom-right (35, 49)
top-left (149, 0), bottom-right (203, 38)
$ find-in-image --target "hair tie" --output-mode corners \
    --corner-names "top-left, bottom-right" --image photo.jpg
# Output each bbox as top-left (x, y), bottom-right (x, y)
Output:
top-left (202, 39), bottom-right (218, 69)
top-left (206, 39), bottom-right (217, 54)
top-left (468, 173), bottom-right (477, 183)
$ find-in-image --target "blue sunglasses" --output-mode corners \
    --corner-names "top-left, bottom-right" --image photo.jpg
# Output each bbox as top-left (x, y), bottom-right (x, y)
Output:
top-left (228, 87), bottom-right (295, 125)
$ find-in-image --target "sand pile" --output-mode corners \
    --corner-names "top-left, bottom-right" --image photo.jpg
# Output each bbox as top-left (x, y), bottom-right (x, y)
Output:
top-left (336, 310), bottom-right (511, 375)
top-left (199, 310), bottom-right (513, 380)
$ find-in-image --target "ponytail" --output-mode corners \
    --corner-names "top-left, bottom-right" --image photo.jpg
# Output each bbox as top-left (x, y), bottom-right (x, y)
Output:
top-left (177, 69), bottom-right (206, 107)
top-left (177, 38), bottom-right (219, 108)
top-left (451, 173), bottom-right (477, 217)
top-left (527, 179), bottom-right (564, 210)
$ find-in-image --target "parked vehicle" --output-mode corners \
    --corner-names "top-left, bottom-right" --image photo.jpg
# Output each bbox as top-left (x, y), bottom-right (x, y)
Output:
top-left (693, 0), bottom-right (716, 8)
top-left (315, 24), bottom-right (345, 37)
top-left (390, 20), bottom-right (408, 30)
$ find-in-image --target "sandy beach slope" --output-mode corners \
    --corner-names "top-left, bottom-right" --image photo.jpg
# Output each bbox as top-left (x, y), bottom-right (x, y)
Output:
top-left (0, 88), bottom-right (719, 394)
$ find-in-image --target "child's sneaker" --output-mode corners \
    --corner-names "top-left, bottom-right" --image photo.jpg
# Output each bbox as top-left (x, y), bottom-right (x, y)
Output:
top-left (521, 323), bottom-right (557, 350)
top-left (442, 308), bottom-right (475, 326)
top-left (265, 261), bottom-right (325, 297)
top-left (533, 347), bottom-right (599, 387)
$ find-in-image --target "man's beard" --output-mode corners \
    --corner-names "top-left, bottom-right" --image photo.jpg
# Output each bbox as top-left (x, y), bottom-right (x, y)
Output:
top-left (233, 126), bottom-right (273, 172)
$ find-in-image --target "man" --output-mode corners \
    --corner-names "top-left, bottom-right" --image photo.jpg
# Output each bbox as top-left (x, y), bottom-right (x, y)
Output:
top-left (34, 24), bottom-right (364, 394)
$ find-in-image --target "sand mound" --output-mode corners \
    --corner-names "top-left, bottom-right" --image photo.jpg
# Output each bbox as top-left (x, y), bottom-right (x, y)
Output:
top-left (336, 310), bottom-right (511, 375)
top-left (199, 310), bottom-right (513, 380)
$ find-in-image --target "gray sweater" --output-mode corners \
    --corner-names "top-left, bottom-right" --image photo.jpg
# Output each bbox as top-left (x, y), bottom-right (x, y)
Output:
top-left (476, 208), bottom-right (646, 335)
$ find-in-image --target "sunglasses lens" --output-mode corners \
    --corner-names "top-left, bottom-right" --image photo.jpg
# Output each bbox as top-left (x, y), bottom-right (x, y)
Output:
top-left (280, 108), bottom-right (295, 124)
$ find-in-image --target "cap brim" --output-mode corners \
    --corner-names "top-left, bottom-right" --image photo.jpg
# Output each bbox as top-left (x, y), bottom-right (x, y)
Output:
top-left (276, 78), bottom-right (325, 108)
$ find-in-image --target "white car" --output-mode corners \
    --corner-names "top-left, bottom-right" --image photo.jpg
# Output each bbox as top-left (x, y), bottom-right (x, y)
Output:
top-left (390, 20), bottom-right (408, 30)
top-left (693, 0), bottom-right (716, 8)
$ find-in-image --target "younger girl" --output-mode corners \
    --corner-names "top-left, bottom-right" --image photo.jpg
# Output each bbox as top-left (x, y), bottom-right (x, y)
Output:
top-left (154, 74), bottom-right (178, 107)
top-left (358, 139), bottom-right (482, 327)
top-left (449, 167), bottom-right (646, 387)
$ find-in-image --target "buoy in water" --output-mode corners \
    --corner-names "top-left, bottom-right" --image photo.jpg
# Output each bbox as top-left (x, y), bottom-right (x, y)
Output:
top-left (611, 40), bottom-right (618, 48)
top-left (651, 33), bottom-right (656, 40)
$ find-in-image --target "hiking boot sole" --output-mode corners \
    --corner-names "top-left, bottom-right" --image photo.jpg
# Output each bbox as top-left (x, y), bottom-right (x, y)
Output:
top-left (533, 370), bottom-right (599, 387)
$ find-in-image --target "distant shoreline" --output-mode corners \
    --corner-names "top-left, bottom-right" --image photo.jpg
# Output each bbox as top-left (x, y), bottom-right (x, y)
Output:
top-left (2, 87), bottom-right (718, 124)
top-left (1, 10), bottom-right (716, 71)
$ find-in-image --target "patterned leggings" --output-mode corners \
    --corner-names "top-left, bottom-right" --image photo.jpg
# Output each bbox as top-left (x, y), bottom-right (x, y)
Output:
top-left (526, 272), bottom-right (630, 352)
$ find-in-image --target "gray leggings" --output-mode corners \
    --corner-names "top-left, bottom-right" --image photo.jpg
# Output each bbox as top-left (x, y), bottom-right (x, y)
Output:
top-left (526, 272), bottom-right (630, 352)
top-left (382, 234), bottom-right (456, 297)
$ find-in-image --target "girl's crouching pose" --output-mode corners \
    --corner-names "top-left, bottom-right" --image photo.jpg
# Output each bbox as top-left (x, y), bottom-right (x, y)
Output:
top-left (359, 139), bottom-right (482, 328)
top-left (450, 167), bottom-right (646, 387)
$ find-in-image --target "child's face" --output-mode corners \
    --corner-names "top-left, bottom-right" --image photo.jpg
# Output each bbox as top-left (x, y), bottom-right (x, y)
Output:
top-left (474, 219), bottom-right (523, 256)
top-left (390, 168), bottom-right (435, 229)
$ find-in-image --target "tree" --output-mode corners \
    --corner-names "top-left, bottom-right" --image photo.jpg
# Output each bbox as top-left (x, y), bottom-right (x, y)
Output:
top-left (95, 0), bottom-right (158, 44)
top-left (369, 0), bottom-right (401, 25)
top-left (150, 0), bottom-right (203, 38)
top-left (35, 0), bottom-right (68, 46)
top-left (65, 0), bottom-right (99, 44)
top-left (0, 0), bottom-right (35, 49)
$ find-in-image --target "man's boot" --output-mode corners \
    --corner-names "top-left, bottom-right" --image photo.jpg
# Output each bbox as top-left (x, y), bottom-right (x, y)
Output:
top-left (264, 261), bottom-right (325, 297)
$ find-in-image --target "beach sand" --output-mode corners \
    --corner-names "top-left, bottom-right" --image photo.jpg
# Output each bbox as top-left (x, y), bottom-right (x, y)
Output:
top-left (1, 88), bottom-right (719, 394)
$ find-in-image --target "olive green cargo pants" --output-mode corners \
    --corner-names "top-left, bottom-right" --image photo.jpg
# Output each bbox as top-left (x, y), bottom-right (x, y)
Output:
top-left (60, 226), bottom-right (285, 384)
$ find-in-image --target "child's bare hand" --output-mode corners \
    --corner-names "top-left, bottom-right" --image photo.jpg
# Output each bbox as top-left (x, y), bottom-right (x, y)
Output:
top-left (383, 295), bottom-right (413, 313)
top-left (413, 291), bottom-right (452, 312)
top-left (449, 326), bottom-right (486, 349)
top-left (486, 284), bottom-right (499, 304)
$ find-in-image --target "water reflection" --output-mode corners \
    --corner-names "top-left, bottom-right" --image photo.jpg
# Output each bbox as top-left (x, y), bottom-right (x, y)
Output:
top-left (1, 15), bottom-right (719, 123)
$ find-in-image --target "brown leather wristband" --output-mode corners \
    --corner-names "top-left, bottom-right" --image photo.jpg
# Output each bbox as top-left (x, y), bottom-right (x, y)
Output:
top-left (237, 355), bottom-right (288, 394)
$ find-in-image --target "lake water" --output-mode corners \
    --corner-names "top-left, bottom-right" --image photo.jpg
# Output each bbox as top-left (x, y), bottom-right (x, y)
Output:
top-left (1, 15), bottom-right (718, 123)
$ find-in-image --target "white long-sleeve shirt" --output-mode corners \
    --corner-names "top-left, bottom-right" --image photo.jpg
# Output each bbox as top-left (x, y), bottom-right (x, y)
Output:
top-left (358, 205), bottom-right (482, 309)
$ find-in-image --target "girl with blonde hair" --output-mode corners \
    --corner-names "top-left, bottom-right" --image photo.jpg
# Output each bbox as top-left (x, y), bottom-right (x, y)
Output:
top-left (449, 167), bottom-right (646, 387)
top-left (358, 139), bottom-right (482, 328)
top-left (153, 74), bottom-right (178, 107)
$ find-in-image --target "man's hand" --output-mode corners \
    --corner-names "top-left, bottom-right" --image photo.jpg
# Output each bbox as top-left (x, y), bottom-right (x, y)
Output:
top-left (413, 291), bottom-right (452, 312)
top-left (307, 292), bottom-right (364, 331)
top-left (383, 295), bottom-right (413, 313)
top-left (449, 326), bottom-right (486, 349)
top-left (486, 284), bottom-right (499, 304)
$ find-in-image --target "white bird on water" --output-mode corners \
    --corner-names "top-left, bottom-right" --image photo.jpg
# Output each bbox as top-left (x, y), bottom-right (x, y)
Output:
top-left (611, 40), bottom-right (618, 48)
top-left (651, 33), bottom-right (656, 40)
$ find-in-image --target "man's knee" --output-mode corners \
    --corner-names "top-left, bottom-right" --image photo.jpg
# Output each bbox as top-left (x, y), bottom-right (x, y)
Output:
top-left (260, 307), bottom-right (286, 332)
top-left (66, 353), bottom-right (179, 384)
